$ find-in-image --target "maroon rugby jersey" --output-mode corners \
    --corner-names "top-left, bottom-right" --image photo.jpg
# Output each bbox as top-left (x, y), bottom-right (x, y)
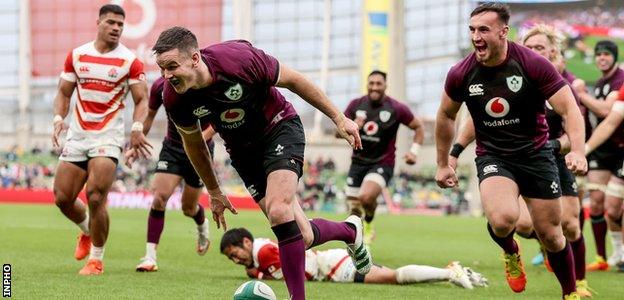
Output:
top-left (344, 96), bottom-right (414, 165)
top-left (149, 77), bottom-right (212, 146)
top-left (163, 40), bottom-right (297, 151)
top-left (589, 68), bottom-right (624, 157)
top-left (445, 41), bottom-right (566, 156)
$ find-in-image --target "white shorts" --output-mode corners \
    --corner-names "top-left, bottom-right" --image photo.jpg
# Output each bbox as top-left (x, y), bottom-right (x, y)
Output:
top-left (59, 138), bottom-right (122, 162)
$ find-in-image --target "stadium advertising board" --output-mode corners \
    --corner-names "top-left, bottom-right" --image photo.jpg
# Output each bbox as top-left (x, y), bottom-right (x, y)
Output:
top-left (361, 0), bottom-right (391, 92)
top-left (30, 0), bottom-right (222, 77)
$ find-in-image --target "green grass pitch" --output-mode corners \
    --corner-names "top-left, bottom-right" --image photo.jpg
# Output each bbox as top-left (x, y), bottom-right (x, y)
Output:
top-left (0, 204), bottom-right (621, 299)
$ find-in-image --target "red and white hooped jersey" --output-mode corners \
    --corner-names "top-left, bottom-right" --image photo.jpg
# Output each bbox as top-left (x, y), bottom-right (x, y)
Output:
top-left (60, 41), bottom-right (145, 147)
top-left (251, 238), bottom-right (352, 282)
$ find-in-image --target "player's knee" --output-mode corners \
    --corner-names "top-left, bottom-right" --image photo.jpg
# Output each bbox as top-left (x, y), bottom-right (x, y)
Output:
top-left (589, 200), bottom-right (604, 215)
top-left (606, 207), bottom-right (623, 223)
top-left (151, 199), bottom-right (166, 211)
top-left (489, 215), bottom-right (516, 233)
top-left (562, 219), bottom-right (581, 241)
top-left (360, 193), bottom-right (377, 206)
top-left (589, 190), bottom-right (605, 203)
top-left (265, 200), bottom-right (292, 225)
top-left (86, 187), bottom-right (107, 208)
top-left (514, 220), bottom-right (533, 237)
top-left (536, 230), bottom-right (565, 250)
top-left (53, 187), bottom-right (74, 208)
top-left (181, 204), bottom-right (196, 217)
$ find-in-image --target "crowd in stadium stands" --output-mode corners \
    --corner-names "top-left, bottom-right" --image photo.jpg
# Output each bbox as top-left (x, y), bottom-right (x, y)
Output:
top-left (0, 147), bottom-right (469, 215)
top-left (514, 6), bottom-right (624, 28)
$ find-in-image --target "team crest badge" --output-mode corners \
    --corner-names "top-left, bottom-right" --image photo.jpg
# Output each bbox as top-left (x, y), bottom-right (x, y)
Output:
top-left (225, 83), bottom-right (243, 101)
top-left (506, 75), bottom-right (522, 93)
top-left (379, 110), bottom-right (391, 122)
top-left (603, 84), bottom-right (611, 96)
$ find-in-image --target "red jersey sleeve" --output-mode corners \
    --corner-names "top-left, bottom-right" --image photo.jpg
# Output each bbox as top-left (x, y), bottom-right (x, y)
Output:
top-left (257, 243), bottom-right (282, 279)
top-left (128, 58), bottom-right (146, 85)
top-left (60, 51), bottom-right (76, 82)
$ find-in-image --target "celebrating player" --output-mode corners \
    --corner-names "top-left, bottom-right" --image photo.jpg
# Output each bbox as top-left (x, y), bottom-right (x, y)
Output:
top-left (132, 77), bottom-right (216, 272)
top-left (153, 27), bottom-right (370, 300)
top-left (584, 83), bottom-right (624, 272)
top-left (435, 3), bottom-right (586, 298)
top-left (343, 70), bottom-right (424, 244)
top-left (51, 4), bottom-right (151, 275)
top-left (220, 227), bottom-right (488, 289)
top-left (573, 40), bottom-right (624, 270)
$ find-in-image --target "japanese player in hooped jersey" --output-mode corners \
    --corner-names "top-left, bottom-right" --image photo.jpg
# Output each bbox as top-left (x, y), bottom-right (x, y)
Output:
top-left (220, 228), bottom-right (489, 288)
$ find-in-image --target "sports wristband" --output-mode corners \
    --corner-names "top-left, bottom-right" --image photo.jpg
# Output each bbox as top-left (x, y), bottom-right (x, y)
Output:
top-left (410, 143), bottom-right (421, 156)
top-left (131, 121), bottom-right (144, 132)
top-left (53, 115), bottom-right (63, 124)
top-left (449, 143), bottom-right (465, 158)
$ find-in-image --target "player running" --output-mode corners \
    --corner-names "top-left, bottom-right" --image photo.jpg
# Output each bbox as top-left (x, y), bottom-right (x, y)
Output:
top-left (584, 83), bottom-right (624, 272)
top-left (51, 4), bottom-right (151, 275)
top-left (344, 70), bottom-right (424, 244)
top-left (153, 27), bottom-right (369, 300)
top-left (573, 40), bottom-right (624, 270)
top-left (220, 227), bottom-right (488, 289)
top-left (435, 3), bottom-right (586, 298)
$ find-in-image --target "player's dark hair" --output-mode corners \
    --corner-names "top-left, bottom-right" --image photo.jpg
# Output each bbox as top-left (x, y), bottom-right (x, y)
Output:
top-left (368, 70), bottom-right (387, 81)
top-left (470, 3), bottom-right (510, 25)
top-left (152, 26), bottom-right (199, 55)
top-left (220, 228), bottom-right (254, 253)
top-left (99, 4), bottom-right (125, 18)
top-left (595, 40), bottom-right (618, 62)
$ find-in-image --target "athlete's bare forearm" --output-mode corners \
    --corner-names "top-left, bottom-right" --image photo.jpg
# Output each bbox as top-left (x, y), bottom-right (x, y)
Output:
top-left (178, 124), bottom-right (220, 190)
top-left (276, 64), bottom-right (341, 122)
top-left (53, 79), bottom-right (76, 118)
top-left (130, 82), bottom-right (149, 123)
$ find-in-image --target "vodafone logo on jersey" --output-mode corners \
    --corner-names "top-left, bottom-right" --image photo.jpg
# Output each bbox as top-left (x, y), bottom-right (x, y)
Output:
top-left (485, 97), bottom-right (510, 118)
top-left (220, 108), bottom-right (247, 130)
top-left (221, 108), bottom-right (245, 123)
top-left (363, 121), bottom-right (379, 136)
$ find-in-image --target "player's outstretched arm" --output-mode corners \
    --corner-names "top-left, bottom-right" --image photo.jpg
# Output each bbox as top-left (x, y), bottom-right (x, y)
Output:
top-left (548, 85), bottom-right (587, 175)
top-left (176, 121), bottom-right (237, 230)
top-left (575, 80), bottom-right (617, 118)
top-left (276, 63), bottom-right (362, 150)
top-left (129, 82), bottom-right (153, 159)
top-left (585, 103), bottom-right (624, 155)
top-left (142, 109), bottom-right (158, 137)
top-left (52, 79), bottom-right (76, 148)
top-left (435, 91), bottom-right (462, 188)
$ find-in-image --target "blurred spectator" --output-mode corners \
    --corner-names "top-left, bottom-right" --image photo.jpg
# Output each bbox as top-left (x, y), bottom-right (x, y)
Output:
top-left (1, 148), bottom-right (472, 216)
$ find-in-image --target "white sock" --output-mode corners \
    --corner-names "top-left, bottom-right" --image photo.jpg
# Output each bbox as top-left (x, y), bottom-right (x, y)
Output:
top-left (146, 243), bottom-right (157, 260)
top-left (396, 265), bottom-right (451, 284)
top-left (198, 219), bottom-right (209, 234)
top-left (77, 214), bottom-right (89, 235)
top-left (610, 231), bottom-right (623, 254)
top-left (89, 244), bottom-right (104, 260)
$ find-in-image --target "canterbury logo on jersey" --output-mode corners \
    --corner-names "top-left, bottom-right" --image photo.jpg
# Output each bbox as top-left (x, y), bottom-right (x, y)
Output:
top-left (193, 106), bottom-right (211, 117)
top-left (469, 84), bottom-right (484, 96)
